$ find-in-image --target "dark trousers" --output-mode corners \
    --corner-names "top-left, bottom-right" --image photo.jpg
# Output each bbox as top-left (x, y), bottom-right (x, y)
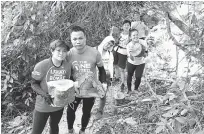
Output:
top-left (127, 62), bottom-right (145, 91)
top-left (31, 109), bottom-right (64, 134)
top-left (67, 97), bottom-right (95, 131)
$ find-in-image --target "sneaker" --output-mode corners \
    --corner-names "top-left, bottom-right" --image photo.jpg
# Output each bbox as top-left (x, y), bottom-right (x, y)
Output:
top-left (68, 129), bottom-right (75, 134)
top-left (113, 77), bottom-right (120, 83)
top-left (134, 89), bottom-right (141, 93)
top-left (120, 83), bottom-right (125, 92)
top-left (127, 90), bottom-right (132, 95)
top-left (115, 78), bottom-right (120, 82)
top-left (132, 90), bottom-right (139, 95)
top-left (79, 130), bottom-right (85, 134)
top-left (95, 110), bottom-right (103, 120)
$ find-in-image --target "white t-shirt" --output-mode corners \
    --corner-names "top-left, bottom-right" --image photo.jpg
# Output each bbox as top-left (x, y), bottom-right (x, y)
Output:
top-left (114, 33), bottom-right (129, 55)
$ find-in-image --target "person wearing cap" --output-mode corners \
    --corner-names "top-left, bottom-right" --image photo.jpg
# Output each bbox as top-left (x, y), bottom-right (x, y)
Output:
top-left (66, 26), bottom-right (107, 134)
top-left (131, 13), bottom-right (149, 40)
top-left (113, 20), bottom-right (131, 92)
top-left (31, 40), bottom-right (71, 134)
top-left (126, 29), bottom-right (148, 94)
top-left (95, 35), bottom-right (115, 119)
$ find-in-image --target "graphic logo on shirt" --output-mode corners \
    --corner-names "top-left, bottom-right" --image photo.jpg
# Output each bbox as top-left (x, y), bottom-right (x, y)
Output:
top-left (72, 61), bottom-right (91, 73)
top-left (72, 61), bottom-right (79, 71)
top-left (32, 71), bottom-right (41, 76)
top-left (46, 67), bottom-right (67, 81)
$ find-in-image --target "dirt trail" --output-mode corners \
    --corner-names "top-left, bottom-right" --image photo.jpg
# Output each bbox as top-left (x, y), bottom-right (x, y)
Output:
top-left (42, 85), bottom-right (118, 134)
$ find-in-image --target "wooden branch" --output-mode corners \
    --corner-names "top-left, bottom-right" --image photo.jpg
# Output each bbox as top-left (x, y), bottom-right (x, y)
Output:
top-left (114, 100), bottom-right (137, 108)
top-left (148, 76), bottom-right (174, 82)
top-left (165, 12), bottom-right (204, 66)
top-left (166, 12), bottom-right (191, 37)
top-left (200, 28), bottom-right (204, 37)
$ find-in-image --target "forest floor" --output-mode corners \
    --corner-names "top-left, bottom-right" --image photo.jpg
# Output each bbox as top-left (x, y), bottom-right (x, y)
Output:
top-left (2, 75), bottom-right (204, 134)
top-left (42, 80), bottom-right (123, 134)
top-left (41, 78), bottom-right (151, 134)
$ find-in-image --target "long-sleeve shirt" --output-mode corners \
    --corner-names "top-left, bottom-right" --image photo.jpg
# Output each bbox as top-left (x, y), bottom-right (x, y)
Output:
top-left (98, 36), bottom-right (114, 78)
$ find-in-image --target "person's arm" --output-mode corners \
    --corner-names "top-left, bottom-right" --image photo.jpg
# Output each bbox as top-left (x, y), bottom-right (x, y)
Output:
top-left (144, 23), bottom-right (149, 37)
top-left (143, 40), bottom-right (148, 57)
top-left (96, 50), bottom-right (108, 91)
top-left (31, 62), bottom-right (52, 105)
top-left (31, 79), bottom-right (47, 96)
top-left (97, 66), bottom-right (108, 94)
top-left (31, 78), bottom-right (52, 105)
top-left (127, 42), bottom-right (134, 61)
top-left (126, 43), bottom-right (130, 57)
top-left (109, 53), bottom-right (114, 79)
top-left (97, 66), bottom-right (106, 83)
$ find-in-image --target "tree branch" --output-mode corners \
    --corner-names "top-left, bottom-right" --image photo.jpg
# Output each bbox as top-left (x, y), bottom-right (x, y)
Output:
top-left (165, 12), bottom-right (204, 66)
top-left (200, 28), bottom-right (204, 37)
top-left (166, 12), bottom-right (191, 37)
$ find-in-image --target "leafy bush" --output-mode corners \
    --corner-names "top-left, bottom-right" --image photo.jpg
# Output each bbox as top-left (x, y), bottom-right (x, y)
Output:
top-left (1, 1), bottom-right (147, 115)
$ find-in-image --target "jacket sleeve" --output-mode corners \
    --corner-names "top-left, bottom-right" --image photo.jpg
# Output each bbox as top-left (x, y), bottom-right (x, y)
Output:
top-left (31, 78), bottom-right (47, 96)
top-left (31, 61), bottom-right (47, 96)
top-left (97, 66), bottom-right (106, 83)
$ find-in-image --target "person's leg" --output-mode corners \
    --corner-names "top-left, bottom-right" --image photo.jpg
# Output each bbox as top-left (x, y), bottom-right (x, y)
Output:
top-left (120, 68), bottom-right (125, 91)
top-left (117, 53), bottom-right (127, 91)
top-left (81, 97), bottom-right (95, 132)
top-left (134, 63), bottom-right (145, 91)
top-left (127, 62), bottom-right (136, 93)
top-left (67, 97), bottom-right (81, 131)
top-left (31, 110), bottom-right (49, 134)
top-left (99, 96), bottom-right (106, 112)
top-left (95, 95), bottom-right (106, 120)
top-left (113, 51), bottom-right (120, 81)
top-left (114, 65), bottom-right (120, 80)
top-left (49, 109), bottom-right (64, 134)
top-left (98, 70), bottom-right (110, 115)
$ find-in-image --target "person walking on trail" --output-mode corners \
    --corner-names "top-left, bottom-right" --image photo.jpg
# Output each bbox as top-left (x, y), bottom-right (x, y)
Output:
top-left (66, 26), bottom-right (107, 134)
top-left (131, 13), bottom-right (149, 40)
top-left (31, 40), bottom-right (71, 134)
top-left (110, 26), bottom-right (121, 82)
top-left (126, 29), bottom-right (149, 94)
top-left (113, 20), bottom-right (131, 92)
top-left (96, 35), bottom-right (115, 119)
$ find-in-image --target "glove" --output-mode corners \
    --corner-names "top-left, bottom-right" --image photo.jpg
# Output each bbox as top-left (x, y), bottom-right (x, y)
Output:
top-left (73, 81), bottom-right (80, 94)
top-left (130, 55), bottom-right (134, 61)
top-left (41, 93), bottom-right (53, 105)
top-left (102, 83), bottom-right (108, 92)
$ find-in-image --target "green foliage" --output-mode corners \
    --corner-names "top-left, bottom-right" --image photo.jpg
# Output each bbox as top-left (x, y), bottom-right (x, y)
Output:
top-left (1, 1), bottom-right (147, 115)
top-left (148, 77), bottom-right (204, 134)
top-left (90, 75), bottom-right (204, 134)
top-left (1, 1), bottom-right (53, 115)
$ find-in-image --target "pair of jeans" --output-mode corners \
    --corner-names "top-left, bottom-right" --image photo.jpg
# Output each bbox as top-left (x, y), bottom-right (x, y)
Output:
top-left (127, 62), bottom-right (145, 91)
top-left (31, 109), bottom-right (64, 134)
top-left (67, 97), bottom-right (95, 131)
